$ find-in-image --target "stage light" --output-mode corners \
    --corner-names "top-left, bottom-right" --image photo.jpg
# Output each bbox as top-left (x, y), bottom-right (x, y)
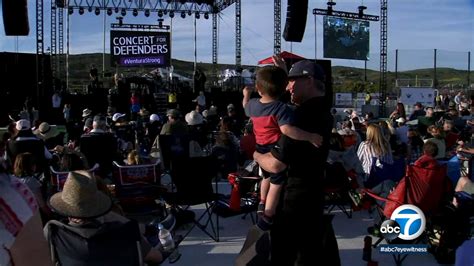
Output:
top-left (204, 12), bottom-right (209, 19)
top-left (88, 6), bottom-right (93, 13)
top-left (144, 9), bottom-right (150, 17)
top-left (158, 10), bottom-right (163, 17)
top-left (68, 7), bottom-right (74, 15)
top-left (95, 7), bottom-right (100, 15)
top-left (195, 12), bottom-right (200, 19)
top-left (121, 8), bottom-right (126, 16)
top-left (107, 8), bottom-right (113, 16)
top-left (132, 9), bottom-right (138, 16)
top-left (114, 7), bottom-right (119, 13)
top-left (181, 11), bottom-right (186, 18)
top-left (163, 10), bottom-right (168, 15)
top-left (169, 11), bottom-right (174, 18)
top-left (187, 10), bottom-right (192, 16)
top-left (79, 7), bottom-right (84, 15)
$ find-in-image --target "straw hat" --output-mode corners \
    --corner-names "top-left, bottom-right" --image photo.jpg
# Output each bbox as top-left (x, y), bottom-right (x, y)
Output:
top-left (48, 171), bottom-right (112, 218)
top-left (34, 122), bottom-right (59, 140)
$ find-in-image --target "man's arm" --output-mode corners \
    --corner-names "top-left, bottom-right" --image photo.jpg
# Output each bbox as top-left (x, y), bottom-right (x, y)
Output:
top-left (253, 151), bottom-right (287, 174)
top-left (280, 124), bottom-right (322, 147)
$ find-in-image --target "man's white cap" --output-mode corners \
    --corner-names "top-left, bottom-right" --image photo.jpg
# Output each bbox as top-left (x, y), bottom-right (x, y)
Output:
top-left (112, 113), bottom-right (126, 122)
top-left (150, 114), bottom-right (160, 122)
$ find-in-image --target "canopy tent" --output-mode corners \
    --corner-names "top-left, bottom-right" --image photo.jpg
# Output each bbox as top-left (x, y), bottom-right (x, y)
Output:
top-left (257, 51), bottom-right (306, 65)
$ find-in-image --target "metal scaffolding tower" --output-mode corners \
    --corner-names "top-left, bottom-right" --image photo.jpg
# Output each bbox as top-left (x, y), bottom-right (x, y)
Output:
top-left (36, 0), bottom-right (44, 106)
top-left (379, 0), bottom-right (388, 117)
top-left (235, 0), bottom-right (241, 69)
top-left (274, 0), bottom-right (281, 55)
top-left (58, 8), bottom-right (65, 82)
top-left (212, 12), bottom-right (218, 79)
top-left (51, 1), bottom-right (57, 84)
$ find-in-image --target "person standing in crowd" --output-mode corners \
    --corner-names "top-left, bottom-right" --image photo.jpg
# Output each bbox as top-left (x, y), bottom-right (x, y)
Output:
top-left (192, 91), bottom-right (207, 110)
top-left (51, 91), bottom-right (62, 124)
top-left (242, 65), bottom-right (322, 219)
top-left (409, 102), bottom-right (426, 121)
top-left (253, 58), bottom-right (337, 265)
top-left (89, 64), bottom-right (99, 90)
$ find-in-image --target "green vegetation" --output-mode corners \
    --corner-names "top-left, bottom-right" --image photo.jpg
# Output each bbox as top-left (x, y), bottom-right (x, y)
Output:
top-left (65, 53), bottom-right (472, 92)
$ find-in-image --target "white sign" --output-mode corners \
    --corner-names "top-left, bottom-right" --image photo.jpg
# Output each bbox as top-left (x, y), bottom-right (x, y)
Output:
top-left (335, 93), bottom-right (353, 106)
top-left (399, 87), bottom-right (435, 107)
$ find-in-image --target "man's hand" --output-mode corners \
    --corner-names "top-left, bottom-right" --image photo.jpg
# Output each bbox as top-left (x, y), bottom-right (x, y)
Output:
top-left (272, 55), bottom-right (287, 73)
top-left (310, 133), bottom-right (323, 147)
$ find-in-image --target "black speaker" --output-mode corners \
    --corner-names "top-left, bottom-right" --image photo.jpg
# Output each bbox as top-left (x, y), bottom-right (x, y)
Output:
top-left (2, 0), bottom-right (29, 36)
top-left (283, 0), bottom-right (308, 42)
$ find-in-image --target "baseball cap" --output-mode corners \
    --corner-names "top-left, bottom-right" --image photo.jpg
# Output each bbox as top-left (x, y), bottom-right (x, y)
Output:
top-left (15, 119), bottom-right (31, 131)
top-left (112, 113), bottom-right (126, 122)
top-left (227, 104), bottom-right (235, 111)
top-left (287, 60), bottom-right (325, 81)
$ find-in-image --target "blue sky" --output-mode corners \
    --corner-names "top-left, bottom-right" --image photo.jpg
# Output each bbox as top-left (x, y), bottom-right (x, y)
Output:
top-left (0, 0), bottom-right (473, 70)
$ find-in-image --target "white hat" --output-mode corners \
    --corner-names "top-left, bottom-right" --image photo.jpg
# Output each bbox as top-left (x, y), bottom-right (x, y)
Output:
top-left (185, 110), bottom-right (204, 126)
top-left (337, 128), bottom-right (354, 136)
top-left (150, 114), bottom-right (160, 122)
top-left (15, 119), bottom-right (31, 131)
top-left (112, 113), bottom-right (126, 122)
top-left (395, 117), bottom-right (406, 123)
top-left (82, 108), bottom-right (92, 118)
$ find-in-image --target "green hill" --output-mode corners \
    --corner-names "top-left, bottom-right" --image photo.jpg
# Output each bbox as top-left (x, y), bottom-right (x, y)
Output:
top-left (64, 53), bottom-right (472, 93)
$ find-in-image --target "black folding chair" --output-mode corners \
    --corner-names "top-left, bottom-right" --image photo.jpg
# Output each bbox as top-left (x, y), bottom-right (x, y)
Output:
top-left (163, 156), bottom-right (220, 242)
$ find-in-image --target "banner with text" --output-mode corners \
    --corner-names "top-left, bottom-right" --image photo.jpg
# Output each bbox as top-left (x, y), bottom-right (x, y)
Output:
top-left (110, 30), bottom-right (170, 67)
top-left (399, 87), bottom-right (435, 107)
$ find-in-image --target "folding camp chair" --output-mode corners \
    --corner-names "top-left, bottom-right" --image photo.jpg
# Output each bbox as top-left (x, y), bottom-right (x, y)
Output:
top-left (363, 163), bottom-right (450, 265)
top-left (50, 163), bottom-right (99, 192)
top-left (324, 162), bottom-right (354, 218)
top-left (162, 156), bottom-right (220, 242)
top-left (45, 219), bottom-right (143, 266)
top-left (112, 160), bottom-right (165, 215)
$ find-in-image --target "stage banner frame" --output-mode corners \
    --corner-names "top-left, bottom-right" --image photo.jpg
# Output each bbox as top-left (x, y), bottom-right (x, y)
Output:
top-left (110, 30), bottom-right (171, 67)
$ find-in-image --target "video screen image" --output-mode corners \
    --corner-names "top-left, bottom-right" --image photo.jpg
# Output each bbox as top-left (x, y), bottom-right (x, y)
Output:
top-left (323, 16), bottom-right (370, 60)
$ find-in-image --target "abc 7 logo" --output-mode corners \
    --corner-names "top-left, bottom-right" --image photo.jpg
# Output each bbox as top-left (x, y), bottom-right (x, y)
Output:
top-left (380, 204), bottom-right (426, 241)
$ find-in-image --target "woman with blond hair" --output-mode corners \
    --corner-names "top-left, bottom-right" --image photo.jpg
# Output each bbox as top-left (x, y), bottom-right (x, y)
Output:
top-left (357, 123), bottom-right (394, 182)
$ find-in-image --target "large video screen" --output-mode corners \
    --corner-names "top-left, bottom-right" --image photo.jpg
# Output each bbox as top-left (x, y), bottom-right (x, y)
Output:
top-left (110, 30), bottom-right (171, 67)
top-left (323, 16), bottom-right (369, 60)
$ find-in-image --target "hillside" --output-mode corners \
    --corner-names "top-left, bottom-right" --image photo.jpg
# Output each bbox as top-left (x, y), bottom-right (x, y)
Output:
top-left (64, 53), bottom-right (472, 92)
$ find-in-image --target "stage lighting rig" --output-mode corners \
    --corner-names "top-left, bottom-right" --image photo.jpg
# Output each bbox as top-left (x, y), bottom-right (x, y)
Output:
top-left (107, 8), bottom-right (113, 16)
top-left (133, 9), bottom-right (138, 16)
top-left (187, 10), bottom-right (192, 16)
top-left (181, 11), bottom-right (186, 18)
top-left (68, 7), bottom-right (74, 15)
top-left (79, 7), bottom-right (84, 15)
top-left (195, 12), bottom-right (200, 19)
top-left (121, 8), bottom-right (126, 16)
top-left (169, 11), bottom-right (175, 18)
top-left (88, 6), bottom-right (93, 13)
top-left (95, 7), bottom-right (100, 15)
top-left (204, 12), bottom-right (209, 19)
top-left (158, 10), bottom-right (163, 17)
top-left (114, 7), bottom-right (119, 13)
top-left (144, 9), bottom-right (150, 17)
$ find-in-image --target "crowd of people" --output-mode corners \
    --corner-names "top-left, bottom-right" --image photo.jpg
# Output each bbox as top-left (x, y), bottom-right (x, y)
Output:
top-left (1, 53), bottom-right (473, 265)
